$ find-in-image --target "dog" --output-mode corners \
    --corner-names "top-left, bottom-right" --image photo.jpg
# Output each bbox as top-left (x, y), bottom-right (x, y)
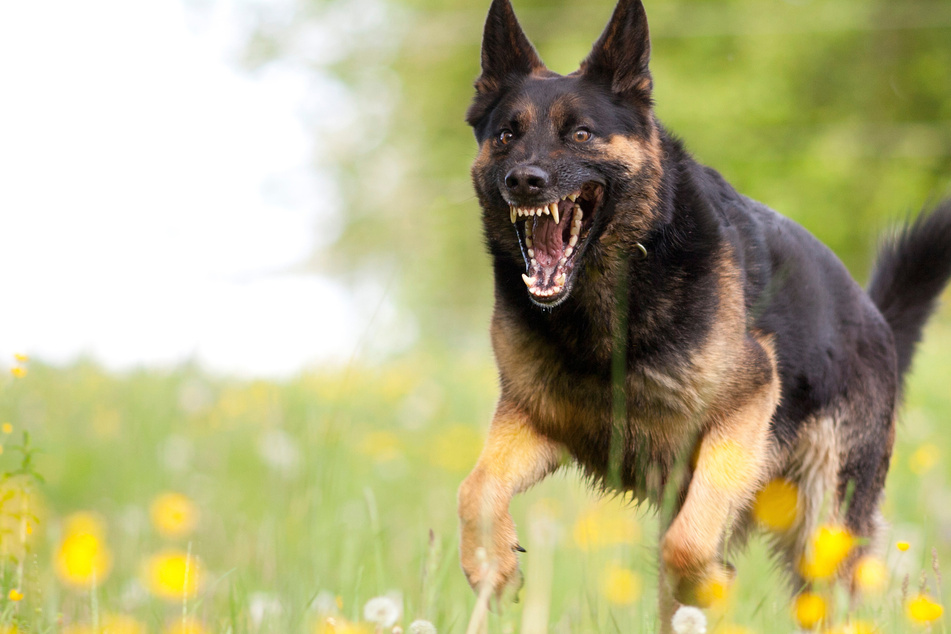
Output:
top-left (457, 0), bottom-right (951, 627)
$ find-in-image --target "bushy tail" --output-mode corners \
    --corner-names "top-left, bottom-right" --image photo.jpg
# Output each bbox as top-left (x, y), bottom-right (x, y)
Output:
top-left (868, 200), bottom-right (951, 385)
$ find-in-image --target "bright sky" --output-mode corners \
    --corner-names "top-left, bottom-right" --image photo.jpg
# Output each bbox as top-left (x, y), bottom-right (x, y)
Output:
top-left (0, 0), bottom-right (371, 377)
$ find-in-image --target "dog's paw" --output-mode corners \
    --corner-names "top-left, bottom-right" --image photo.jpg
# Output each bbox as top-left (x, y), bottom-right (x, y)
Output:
top-left (666, 560), bottom-right (736, 608)
top-left (461, 541), bottom-right (524, 601)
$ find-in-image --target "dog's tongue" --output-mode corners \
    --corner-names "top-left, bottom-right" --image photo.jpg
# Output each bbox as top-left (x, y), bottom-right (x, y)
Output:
top-left (532, 200), bottom-right (573, 267)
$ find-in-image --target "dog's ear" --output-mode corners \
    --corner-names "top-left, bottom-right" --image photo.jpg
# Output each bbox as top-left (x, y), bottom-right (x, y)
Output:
top-left (467, 0), bottom-right (545, 129)
top-left (581, 0), bottom-right (652, 101)
top-left (475, 0), bottom-right (545, 94)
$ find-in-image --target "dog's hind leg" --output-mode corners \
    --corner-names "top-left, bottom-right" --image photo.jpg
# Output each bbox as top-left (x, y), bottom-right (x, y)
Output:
top-left (458, 398), bottom-right (565, 600)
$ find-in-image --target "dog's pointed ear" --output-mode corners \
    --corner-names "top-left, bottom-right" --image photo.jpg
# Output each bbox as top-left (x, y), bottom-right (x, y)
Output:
top-left (581, 0), bottom-right (652, 99)
top-left (475, 0), bottom-right (545, 95)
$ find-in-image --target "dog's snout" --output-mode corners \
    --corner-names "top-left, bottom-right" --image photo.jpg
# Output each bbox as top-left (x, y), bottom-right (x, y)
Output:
top-left (505, 165), bottom-right (551, 197)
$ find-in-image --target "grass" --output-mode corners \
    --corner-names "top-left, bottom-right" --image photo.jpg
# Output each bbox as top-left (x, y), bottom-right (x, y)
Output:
top-left (0, 312), bottom-right (950, 633)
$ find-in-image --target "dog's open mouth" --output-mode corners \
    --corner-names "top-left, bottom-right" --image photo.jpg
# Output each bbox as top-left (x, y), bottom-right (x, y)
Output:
top-left (510, 182), bottom-right (603, 303)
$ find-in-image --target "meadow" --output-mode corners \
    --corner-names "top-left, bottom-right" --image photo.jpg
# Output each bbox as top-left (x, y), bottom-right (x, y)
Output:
top-left (1, 310), bottom-right (950, 633)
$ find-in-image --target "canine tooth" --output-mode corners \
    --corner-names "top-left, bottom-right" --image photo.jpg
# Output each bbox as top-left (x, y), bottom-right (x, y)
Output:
top-left (569, 235), bottom-right (578, 247)
top-left (552, 205), bottom-right (560, 224)
top-left (522, 274), bottom-right (533, 287)
top-left (510, 206), bottom-right (517, 223)
top-left (549, 202), bottom-right (558, 216)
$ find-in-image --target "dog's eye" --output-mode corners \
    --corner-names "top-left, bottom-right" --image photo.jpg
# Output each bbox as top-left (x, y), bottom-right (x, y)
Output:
top-left (572, 129), bottom-right (592, 143)
top-left (498, 130), bottom-right (514, 145)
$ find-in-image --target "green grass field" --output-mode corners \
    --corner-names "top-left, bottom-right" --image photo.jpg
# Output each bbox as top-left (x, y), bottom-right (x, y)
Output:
top-left (1, 311), bottom-right (950, 633)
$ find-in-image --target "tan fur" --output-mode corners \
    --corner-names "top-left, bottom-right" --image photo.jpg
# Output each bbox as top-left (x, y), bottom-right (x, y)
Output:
top-left (457, 400), bottom-right (565, 595)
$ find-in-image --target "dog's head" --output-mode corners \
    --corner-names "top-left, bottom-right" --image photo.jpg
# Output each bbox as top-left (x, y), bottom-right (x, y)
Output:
top-left (468, 0), bottom-right (664, 308)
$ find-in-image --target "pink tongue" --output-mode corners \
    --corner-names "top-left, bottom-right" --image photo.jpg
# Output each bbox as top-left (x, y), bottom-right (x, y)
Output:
top-left (532, 200), bottom-right (573, 267)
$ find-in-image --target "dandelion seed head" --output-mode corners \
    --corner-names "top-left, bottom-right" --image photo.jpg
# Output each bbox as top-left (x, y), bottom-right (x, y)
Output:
top-left (671, 606), bottom-right (707, 634)
top-left (407, 620), bottom-right (437, 634)
top-left (363, 595), bottom-right (401, 628)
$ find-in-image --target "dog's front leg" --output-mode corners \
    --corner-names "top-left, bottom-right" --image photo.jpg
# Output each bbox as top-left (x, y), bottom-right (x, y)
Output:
top-left (660, 342), bottom-right (781, 609)
top-left (458, 399), bottom-right (563, 600)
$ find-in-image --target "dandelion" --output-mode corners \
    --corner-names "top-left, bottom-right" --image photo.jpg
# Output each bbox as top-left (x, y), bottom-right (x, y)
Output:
top-left (671, 605), bottom-right (707, 634)
top-left (407, 620), bottom-right (437, 634)
top-left (10, 367), bottom-right (25, 378)
top-left (143, 549), bottom-right (202, 601)
top-left (897, 541), bottom-right (910, 552)
top-left (102, 614), bottom-right (147, 634)
top-left (906, 593), bottom-right (943, 624)
top-left (13, 354), bottom-right (28, 363)
top-left (7, 589), bottom-right (22, 602)
top-left (55, 512), bottom-right (113, 589)
top-left (799, 525), bottom-right (853, 580)
top-left (363, 595), bottom-right (401, 628)
top-left (572, 498), bottom-right (639, 550)
top-left (149, 492), bottom-right (199, 538)
top-left (601, 561), bottom-right (642, 605)
top-left (909, 444), bottom-right (939, 475)
top-left (1, 423), bottom-right (11, 434)
top-left (853, 556), bottom-right (888, 594)
top-left (695, 576), bottom-right (732, 609)
top-left (752, 478), bottom-right (799, 531)
top-left (793, 591), bottom-right (827, 630)
top-left (163, 617), bottom-right (207, 634)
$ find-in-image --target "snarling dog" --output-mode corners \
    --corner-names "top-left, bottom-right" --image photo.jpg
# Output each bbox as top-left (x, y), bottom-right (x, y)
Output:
top-left (457, 0), bottom-right (951, 626)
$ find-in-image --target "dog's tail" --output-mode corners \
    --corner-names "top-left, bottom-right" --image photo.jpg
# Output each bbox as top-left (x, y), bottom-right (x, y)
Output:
top-left (868, 200), bottom-right (951, 387)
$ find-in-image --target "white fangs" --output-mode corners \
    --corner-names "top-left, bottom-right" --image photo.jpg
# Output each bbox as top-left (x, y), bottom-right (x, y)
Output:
top-left (507, 189), bottom-right (582, 224)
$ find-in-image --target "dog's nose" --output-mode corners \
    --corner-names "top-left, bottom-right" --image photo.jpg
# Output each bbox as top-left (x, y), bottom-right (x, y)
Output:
top-left (504, 165), bottom-right (550, 197)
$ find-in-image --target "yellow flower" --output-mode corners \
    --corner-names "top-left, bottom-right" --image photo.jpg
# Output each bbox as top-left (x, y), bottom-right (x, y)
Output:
top-left (164, 617), bottom-right (207, 634)
top-left (102, 614), bottom-right (147, 634)
top-left (906, 593), bottom-right (943, 623)
top-left (827, 621), bottom-right (878, 634)
top-left (713, 625), bottom-right (753, 634)
top-left (852, 556), bottom-right (887, 594)
top-left (144, 549), bottom-right (202, 601)
top-left (10, 367), bottom-right (25, 378)
top-left (600, 561), bottom-right (642, 605)
top-left (1, 423), bottom-right (11, 434)
top-left (0, 625), bottom-right (19, 634)
top-left (753, 478), bottom-right (799, 532)
top-left (55, 512), bottom-right (112, 589)
top-left (696, 575), bottom-right (733, 609)
top-left (896, 541), bottom-right (910, 552)
top-left (315, 617), bottom-right (371, 634)
top-left (7, 589), bottom-right (22, 602)
top-left (909, 444), bottom-right (939, 475)
top-left (793, 591), bottom-right (827, 629)
top-left (798, 525), bottom-right (853, 580)
top-left (150, 492), bottom-right (199, 538)
top-left (13, 354), bottom-right (28, 363)
top-left (572, 499), bottom-right (640, 550)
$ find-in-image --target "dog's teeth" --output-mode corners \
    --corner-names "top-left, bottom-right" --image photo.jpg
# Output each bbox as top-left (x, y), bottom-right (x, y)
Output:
top-left (570, 223), bottom-right (581, 237)
top-left (531, 258), bottom-right (537, 267)
top-left (568, 193), bottom-right (578, 202)
top-left (552, 205), bottom-right (560, 225)
top-left (573, 204), bottom-right (582, 219)
top-left (569, 235), bottom-right (578, 247)
top-left (510, 206), bottom-right (517, 223)
top-left (565, 247), bottom-right (574, 259)
top-left (559, 257), bottom-right (567, 266)
top-left (525, 221), bottom-right (532, 236)
top-left (528, 248), bottom-right (535, 258)
top-left (522, 274), bottom-right (533, 287)
top-left (526, 237), bottom-right (533, 248)
top-left (555, 273), bottom-right (566, 286)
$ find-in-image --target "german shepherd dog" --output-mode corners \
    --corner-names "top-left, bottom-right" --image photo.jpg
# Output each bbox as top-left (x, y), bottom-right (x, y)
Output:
top-left (458, 0), bottom-right (951, 626)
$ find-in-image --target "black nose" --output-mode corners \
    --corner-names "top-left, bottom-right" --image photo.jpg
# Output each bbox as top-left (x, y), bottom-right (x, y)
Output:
top-left (504, 165), bottom-right (550, 197)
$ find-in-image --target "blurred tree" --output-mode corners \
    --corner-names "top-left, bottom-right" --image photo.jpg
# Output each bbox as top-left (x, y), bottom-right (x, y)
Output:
top-left (239, 0), bottom-right (951, 353)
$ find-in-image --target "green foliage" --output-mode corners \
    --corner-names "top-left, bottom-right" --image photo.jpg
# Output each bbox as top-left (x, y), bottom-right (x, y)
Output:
top-left (240, 0), bottom-right (951, 350)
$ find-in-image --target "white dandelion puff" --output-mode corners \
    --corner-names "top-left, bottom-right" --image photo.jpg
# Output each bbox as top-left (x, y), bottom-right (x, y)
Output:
top-left (672, 605), bottom-right (707, 634)
top-left (364, 595), bottom-right (402, 628)
top-left (408, 619), bottom-right (437, 634)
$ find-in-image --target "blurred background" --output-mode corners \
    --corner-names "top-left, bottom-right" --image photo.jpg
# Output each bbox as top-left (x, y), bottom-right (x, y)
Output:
top-left (1, 0), bottom-right (950, 632)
